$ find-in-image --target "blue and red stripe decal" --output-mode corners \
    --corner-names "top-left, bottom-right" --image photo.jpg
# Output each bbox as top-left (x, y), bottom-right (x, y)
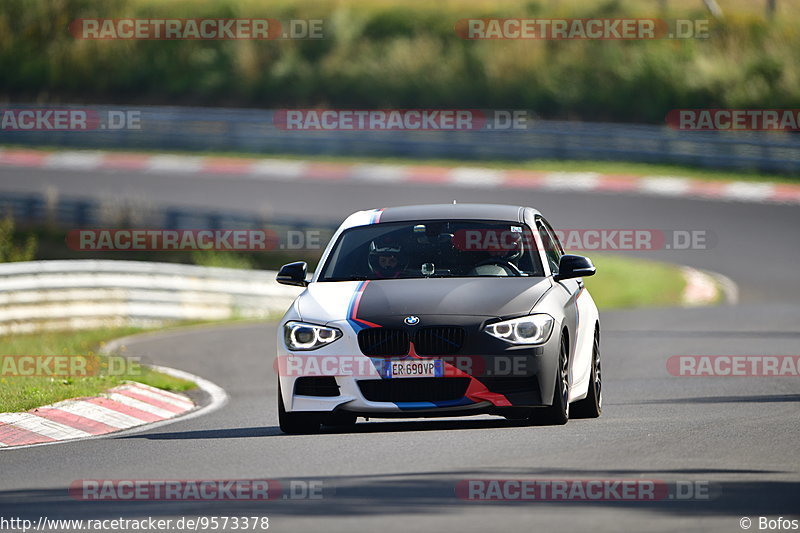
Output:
top-left (345, 272), bottom-right (513, 411)
top-left (369, 208), bottom-right (384, 224)
top-left (346, 280), bottom-right (381, 332)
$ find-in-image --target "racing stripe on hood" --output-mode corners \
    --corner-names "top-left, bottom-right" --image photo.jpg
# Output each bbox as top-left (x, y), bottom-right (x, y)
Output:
top-left (347, 280), bottom-right (381, 331)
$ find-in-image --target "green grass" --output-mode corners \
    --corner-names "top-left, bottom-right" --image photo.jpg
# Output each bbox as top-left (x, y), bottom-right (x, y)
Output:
top-left (0, 327), bottom-right (196, 413)
top-left (585, 253), bottom-right (688, 309)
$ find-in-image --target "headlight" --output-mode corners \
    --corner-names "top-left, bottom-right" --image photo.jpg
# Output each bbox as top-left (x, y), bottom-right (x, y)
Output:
top-left (484, 314), bottom-right (554, 345)
top-left (284, 321), bottom-right (342, 351)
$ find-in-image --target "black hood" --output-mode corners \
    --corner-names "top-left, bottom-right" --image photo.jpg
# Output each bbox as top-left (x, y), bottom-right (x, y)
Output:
top-left (353, 277), bottom-right (551, 320)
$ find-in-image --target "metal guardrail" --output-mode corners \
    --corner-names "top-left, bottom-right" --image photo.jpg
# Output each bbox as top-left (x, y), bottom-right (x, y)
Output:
top-left (1, 105), bottom-right (798, 174)
top-left (0, 260), bottom-right (302, 335)
top-left (0, 191), bottom-right (339, 233)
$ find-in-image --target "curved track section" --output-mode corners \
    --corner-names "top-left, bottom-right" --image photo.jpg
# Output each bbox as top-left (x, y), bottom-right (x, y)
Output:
top-left (0, 164), bottom-right (798, 532)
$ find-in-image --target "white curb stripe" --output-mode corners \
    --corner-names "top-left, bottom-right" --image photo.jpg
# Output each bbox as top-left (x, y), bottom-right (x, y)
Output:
top-left (146, 155), bottom-right (204, 173)
top-left (722, 181), bottom-right (776, 201)
top-left (449, 167), bottom-right (505, 187)
top-left (44, 151), bottom-right (103, 170)
top-left (248, 159), bottom-right (308, 179)
top-left (50, 400), bottom-right (146, 429)
top-left (681, 267), bottom-right (720, 307)
top-left (708, 271), bottom-right (739, 306)
top-left (640, 176), bottom-right (693, 195)
top-left (105, 393), bottom-right (177, 419)
top-left (118, 384), bottom-right (194, 409)
top-left (351, 164), bottom-right (408, 183)
top-left (124, 382), bottom-right (196, 405)
top-left (543, 172), bottom-right (601, 190)
top-left (0, 413), bottom-right (92, 440)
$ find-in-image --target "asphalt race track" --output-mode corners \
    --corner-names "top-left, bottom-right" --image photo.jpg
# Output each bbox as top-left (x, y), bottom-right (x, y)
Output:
top-left (0, 164), bottom-right (798, 532)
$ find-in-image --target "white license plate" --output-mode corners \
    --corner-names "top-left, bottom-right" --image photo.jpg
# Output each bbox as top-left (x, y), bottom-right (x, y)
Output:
top-left (386, 359), bottom-right (440, 378)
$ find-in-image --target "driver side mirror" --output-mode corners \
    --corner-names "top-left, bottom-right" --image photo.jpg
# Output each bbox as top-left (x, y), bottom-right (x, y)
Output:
top-left (554, 254), bottom-right (596, 281)
top-left (277, 261), bottom-right (309, 287)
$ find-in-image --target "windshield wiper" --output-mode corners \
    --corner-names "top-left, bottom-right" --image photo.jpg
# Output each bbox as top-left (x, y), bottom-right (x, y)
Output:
top-left (320, 276), bottom-right (370, 282)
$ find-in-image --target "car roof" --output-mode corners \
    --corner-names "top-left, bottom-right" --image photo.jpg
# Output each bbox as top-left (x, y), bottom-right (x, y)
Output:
top-left (375, 203), bottom-right (540, 224)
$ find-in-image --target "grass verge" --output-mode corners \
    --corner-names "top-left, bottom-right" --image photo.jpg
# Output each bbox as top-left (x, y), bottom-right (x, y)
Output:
top-left (585, 253), bottom-right (688, 310)
top-left (0, 327), bottom-right (196, 413)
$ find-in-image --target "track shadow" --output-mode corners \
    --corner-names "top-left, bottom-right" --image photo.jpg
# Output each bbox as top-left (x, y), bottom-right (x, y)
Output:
top-left (117, 417), bottom-right (544, 441)
top-left (1, 472), bottom-right (797, 522)
top-left (629, 394), bottom-right (800, 405)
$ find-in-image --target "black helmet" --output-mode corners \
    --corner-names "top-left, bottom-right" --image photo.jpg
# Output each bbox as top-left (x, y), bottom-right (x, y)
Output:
top-left (368, 237), bottom-right (406, 277)
top-left (493, 230), bottom-right (524, 262)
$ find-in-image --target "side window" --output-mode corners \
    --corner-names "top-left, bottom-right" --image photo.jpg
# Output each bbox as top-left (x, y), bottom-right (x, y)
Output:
top-left (537, 221), bottom-right (561, 275)
top-left (541, 219), bottom-right (564, 255)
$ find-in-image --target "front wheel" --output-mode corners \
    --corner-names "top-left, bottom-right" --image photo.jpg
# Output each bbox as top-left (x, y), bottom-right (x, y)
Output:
top-left (535, 333), bottom-right (570, 426)
top-left (278, 384), bottom-right (321, 434)
top-left (571, 328), bottom-right (602, 419)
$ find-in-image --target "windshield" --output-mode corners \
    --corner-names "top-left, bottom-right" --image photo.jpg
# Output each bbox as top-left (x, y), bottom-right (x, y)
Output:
top-left (319, 220), bottom-right (544, 281)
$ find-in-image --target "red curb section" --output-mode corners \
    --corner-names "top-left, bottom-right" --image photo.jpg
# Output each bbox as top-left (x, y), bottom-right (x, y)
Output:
top-left (0, 147), bottom-right (799, 204)
top-left (33, 407), bottom-right (119, 435)
top-left (0, 383), bottom-right (195, 449)
top-left (0, 421), bottom-right (57, 446)
top-left (115, 389), bottom-right (187, 414)
top-left (85, 397), bottom-right (164, 423)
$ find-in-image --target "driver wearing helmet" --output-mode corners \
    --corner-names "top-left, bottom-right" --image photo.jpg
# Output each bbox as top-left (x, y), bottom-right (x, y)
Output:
top-left (471, 230), bottom-right (524, 276)
top-left (368, 237), bottom-right (406, 278)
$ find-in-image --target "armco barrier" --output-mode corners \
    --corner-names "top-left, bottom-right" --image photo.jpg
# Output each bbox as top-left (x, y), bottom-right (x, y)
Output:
top-left (0, 191), bottom-right (340, 233)
top-left (0, 260), bottom-right (303, 335)
top-left (1, 105), bottom-right (798, 174)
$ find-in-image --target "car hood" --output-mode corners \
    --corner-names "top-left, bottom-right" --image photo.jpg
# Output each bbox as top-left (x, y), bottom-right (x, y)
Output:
top-left (298, 277), bottom-right (553, 322)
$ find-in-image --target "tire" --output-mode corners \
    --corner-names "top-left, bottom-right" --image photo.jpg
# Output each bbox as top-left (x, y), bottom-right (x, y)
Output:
top-left (278, 384), bottom-right (321, 434)
top-left (571, 328), bottom-right (602, 419)
top-left (535, 332), bottom-right (570, 426)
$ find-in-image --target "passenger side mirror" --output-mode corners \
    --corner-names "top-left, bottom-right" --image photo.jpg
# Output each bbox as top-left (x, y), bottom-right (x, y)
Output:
top-left (554, 254), bottom-right (596, 281)
top-left (277, 261), bottom-right (309, 287)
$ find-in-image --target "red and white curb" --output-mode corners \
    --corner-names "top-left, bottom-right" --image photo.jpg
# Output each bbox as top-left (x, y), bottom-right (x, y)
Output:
top-left (0, 364), bottom-right (228, 451)
top-left (0, 382), bottom-right (193, 448)
top-left (681, 267), bottom-right (738, 307)
top-left (1, 148), bottom-right (799, 205)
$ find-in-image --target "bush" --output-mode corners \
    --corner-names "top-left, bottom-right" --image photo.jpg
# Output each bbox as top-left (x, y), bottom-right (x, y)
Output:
top-left (0, 0), bottom-right (797, 123)
top-left (0, 216), bottom-right (37, 262)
